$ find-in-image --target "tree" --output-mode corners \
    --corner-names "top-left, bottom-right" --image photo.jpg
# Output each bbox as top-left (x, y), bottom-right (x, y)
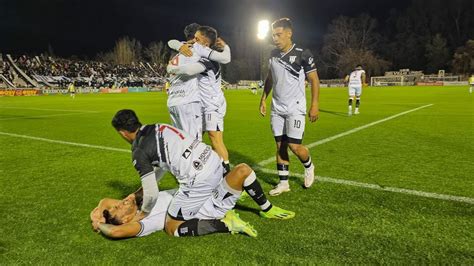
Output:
top-left (451, 40), bottom-right (474, 74)
top-left (321, 14), bottom-right (389, 77)
top-left (425, 34), bottom-right (450, 73)
top-left (112, 37), bottom-right (143, 65)
top-left (144, 41), bottom-right (170, 66)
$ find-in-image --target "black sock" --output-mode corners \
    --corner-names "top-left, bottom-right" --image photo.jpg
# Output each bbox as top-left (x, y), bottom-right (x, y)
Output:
top-left (348, 98), bottom-right (353, 106)
top-left (300, 156), bottom-right (313, 169)
top-left (277, 163), bottom-right (289, 182)
top-left (356, 98), bottom-right (360, 108)
top-left (244, 172), bottom-right (272, 212)
top-left (177, 219), bottom-right (229, 237)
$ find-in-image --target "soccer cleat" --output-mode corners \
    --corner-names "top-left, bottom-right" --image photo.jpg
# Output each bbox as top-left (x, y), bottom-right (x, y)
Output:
top-left (269, 182), bottom-right (290, 196)
top-left (354, 108), bottom-right (360, 115)
top-left (221, 210), bottom-right (257, 237)
top-left (260, 205), bottom-right (295, 220)
top-left (304, 164), bottom-right (315, 188)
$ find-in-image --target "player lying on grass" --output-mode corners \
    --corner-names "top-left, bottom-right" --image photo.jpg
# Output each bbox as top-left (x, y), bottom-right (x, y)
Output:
top-left (110, 110), bottom-right (295, 238)
top-left (90, 189), bottom-right (257, 239)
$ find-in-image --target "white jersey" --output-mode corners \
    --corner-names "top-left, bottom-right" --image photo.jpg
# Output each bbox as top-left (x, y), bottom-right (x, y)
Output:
top-left (348, 69), bottom-right (365, 87)
top-left (167, 50), bottom-right (200, 107)
top-left (136, 190), bottom-right (175, 237)
top-left (167, 43), bottom-right (220, 108)
top-left (269, 44), bottom-right (316, 115)
top-left (197, 58), bottom-right (225, 113)
top-left (132, 124), bottom-right (221, 188)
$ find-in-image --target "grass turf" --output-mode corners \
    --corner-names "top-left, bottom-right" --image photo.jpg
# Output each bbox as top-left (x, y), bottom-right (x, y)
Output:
top-left (0, 86), bottom-right (473, 264)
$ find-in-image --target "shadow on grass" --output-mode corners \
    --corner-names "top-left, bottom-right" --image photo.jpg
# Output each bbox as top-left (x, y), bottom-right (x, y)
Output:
top-left (106, 180), bottom-right (138, 198)
top-left (320, 109), bottom-right (347, 117)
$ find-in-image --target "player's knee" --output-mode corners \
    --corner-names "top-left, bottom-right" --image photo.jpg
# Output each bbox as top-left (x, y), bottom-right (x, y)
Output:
top-left (234, 163), bottom-right (252, 177)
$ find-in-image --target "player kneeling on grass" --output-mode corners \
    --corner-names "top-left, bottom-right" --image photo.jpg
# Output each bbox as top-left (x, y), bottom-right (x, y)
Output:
top-left (107, 110), bottom-right (295, 238)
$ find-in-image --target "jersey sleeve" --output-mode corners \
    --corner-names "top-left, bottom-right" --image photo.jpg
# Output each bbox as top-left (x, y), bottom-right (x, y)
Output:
top-left (198, 58), bottom-right (215, 71)
top-left (132, 148), bottom-right (154, 177)
top-left (301, 49), bottom-right (317, 74)
top-left (192, 43), bottom-right (213, 59)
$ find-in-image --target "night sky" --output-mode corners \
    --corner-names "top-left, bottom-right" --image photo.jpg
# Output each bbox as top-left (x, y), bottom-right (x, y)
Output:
top-left (0, 0), bottom-right (413, 57)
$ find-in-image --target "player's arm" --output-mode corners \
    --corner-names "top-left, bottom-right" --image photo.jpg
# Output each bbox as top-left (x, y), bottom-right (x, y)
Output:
top-left (344, 75), bottom-right (349, 84)
top-left (362, 72), bottom-right (367, 87)
top-left (132, 148), bottom-right (162, 217)
top-left (98, 222), bottom-right (142, 239)
top-left (259, 70), bottom-right (273, 116)
top-left (307, 71), bottom-right (320, 122)
top-left (168, 40), bottom-right (193, 57)
top-left (90, 198), bottom-right (120, 231)
top-left (167, 62), bottom-right (206, 76)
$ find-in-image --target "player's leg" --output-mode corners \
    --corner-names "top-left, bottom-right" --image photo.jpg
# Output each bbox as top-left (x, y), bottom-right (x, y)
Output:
top-left (286, 115), bottom-right (315, 188)
top-left (168, 106), bottom-right (183, 130)
top-left (470, 85), bottom-right (473, 94)
top-left (205, 111), bottom-right (230, 173)
top-left (180, 102), bottom-right (203, 141)
top-left (348, 87), bottom-right (355, 116)
top-left (217, 163), bottom-right (295, 220)
top-left (270, 114), bottom-right (291, 196)
top-left (354, 87), bottom-right (362, 114)
top-left (165, 215), bottom-right (234, 237)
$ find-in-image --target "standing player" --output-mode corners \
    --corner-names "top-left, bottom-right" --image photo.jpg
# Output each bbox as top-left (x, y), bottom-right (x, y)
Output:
top-left (111, 109), bottom-right (295, 237)
top-left (166, 23), bottom-right (231, 141)
top-left (469, 74), bottom-right (474, 94)
top-left (68, 81), bottom-right (76, 99)
top-left (167, 26), bottom-right (232, 174)
top-left (259, 18), bottom-right (320, 196)
top-left (345, 65), bottom-right (366, 116)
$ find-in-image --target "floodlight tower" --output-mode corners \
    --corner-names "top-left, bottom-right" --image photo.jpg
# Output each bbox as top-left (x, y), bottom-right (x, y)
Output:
top-left (257, 20), bottom-right (269, 83)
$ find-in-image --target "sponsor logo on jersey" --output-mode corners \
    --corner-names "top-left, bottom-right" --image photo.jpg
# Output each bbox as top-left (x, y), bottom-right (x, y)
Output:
top-left (182, 149), bottom-right (192, 159)
top-left (308, 57), bottom-right (314, 65)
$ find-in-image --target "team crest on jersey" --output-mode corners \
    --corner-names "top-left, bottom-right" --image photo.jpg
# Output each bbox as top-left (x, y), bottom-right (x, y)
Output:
top-left (289, 56), bottom-right (297, 64)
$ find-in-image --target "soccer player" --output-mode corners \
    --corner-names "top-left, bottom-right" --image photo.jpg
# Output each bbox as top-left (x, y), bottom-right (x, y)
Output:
top-left (111, 109), bottom-right (295, 237)
top-left (259, 18), bottom-right (320, 196)
top-left (90, 189), bottom-right (257, 238)
top-left (68, 81), bottom-right (76, 99)
top-left (166, 23), bottom-right (231, 141)
top-left (167, 26), bottom-right (232, 174)
top-left (469, 74), bottom-right (474, 94)
top-left (345, 65), bottom-right (366, 115)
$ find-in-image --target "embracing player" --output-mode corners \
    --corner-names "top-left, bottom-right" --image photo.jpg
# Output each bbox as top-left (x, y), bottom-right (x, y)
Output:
top-left (259, 18), bottom-right (320, 196)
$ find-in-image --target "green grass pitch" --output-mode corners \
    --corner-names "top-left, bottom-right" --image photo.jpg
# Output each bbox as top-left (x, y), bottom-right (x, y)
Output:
top-left (0, 86), bottom-right (473, 264)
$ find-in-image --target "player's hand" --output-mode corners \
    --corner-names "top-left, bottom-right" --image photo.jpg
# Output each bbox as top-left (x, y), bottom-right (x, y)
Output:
top-left (179, 44), bottom-right (193, 57)
top-left (308, 105), bottom-right (319, 122)
top-left (90, 207), bottom-right (105, 232)
top-left (215, 38), bottom-right (226, 50)
top-left (259, 100), bottom-right (266, 117)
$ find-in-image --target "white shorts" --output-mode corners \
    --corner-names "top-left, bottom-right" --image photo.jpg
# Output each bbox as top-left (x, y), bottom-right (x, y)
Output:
top-left (203, 102), bottom-right (226, 132)
top-left (169, 102), bottom-right (203, 140)
top-left (349, 86), bottom-right (362, 97)
top-left (195, 179), bottom-right (240, 220)
top-left (167, 152), bottom-right (226, 221)
top-left (271, 113), bottom-right (306, 144)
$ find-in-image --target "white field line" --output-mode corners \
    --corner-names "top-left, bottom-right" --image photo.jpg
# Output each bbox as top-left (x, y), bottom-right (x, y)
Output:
top-left (0, 132), bottom-right (130, 153)
top-left (257, 167), bottom-right (474, 205)
top-left (0, 107), bottom-right (99, 113)
top-left (2, 111), bottom-right (474, 205)
top-left (0, 112), bottom-right (95, 121)
top-left (257, 104), bottom-right (434, 166)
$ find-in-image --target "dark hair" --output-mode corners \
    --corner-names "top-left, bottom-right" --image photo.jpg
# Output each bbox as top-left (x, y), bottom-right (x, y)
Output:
top-left (103, 209), bottom-right (122, 225)
top-left (197, 26), bottom-right (218, 48)
top-left (111, 109), bottom-right (142, 132)
top-left (356, 64), bottom-right (363, 69)
top-left (184, 23), bottom-right (200, 41)
top-left (134, 191), bottom-right (143, 210)
top-left (272, 18), bottom-right (292, 30)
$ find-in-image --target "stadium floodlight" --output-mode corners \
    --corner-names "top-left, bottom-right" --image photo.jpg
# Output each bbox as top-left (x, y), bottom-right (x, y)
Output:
top-left (257, 20), bottom-right (270, 40)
